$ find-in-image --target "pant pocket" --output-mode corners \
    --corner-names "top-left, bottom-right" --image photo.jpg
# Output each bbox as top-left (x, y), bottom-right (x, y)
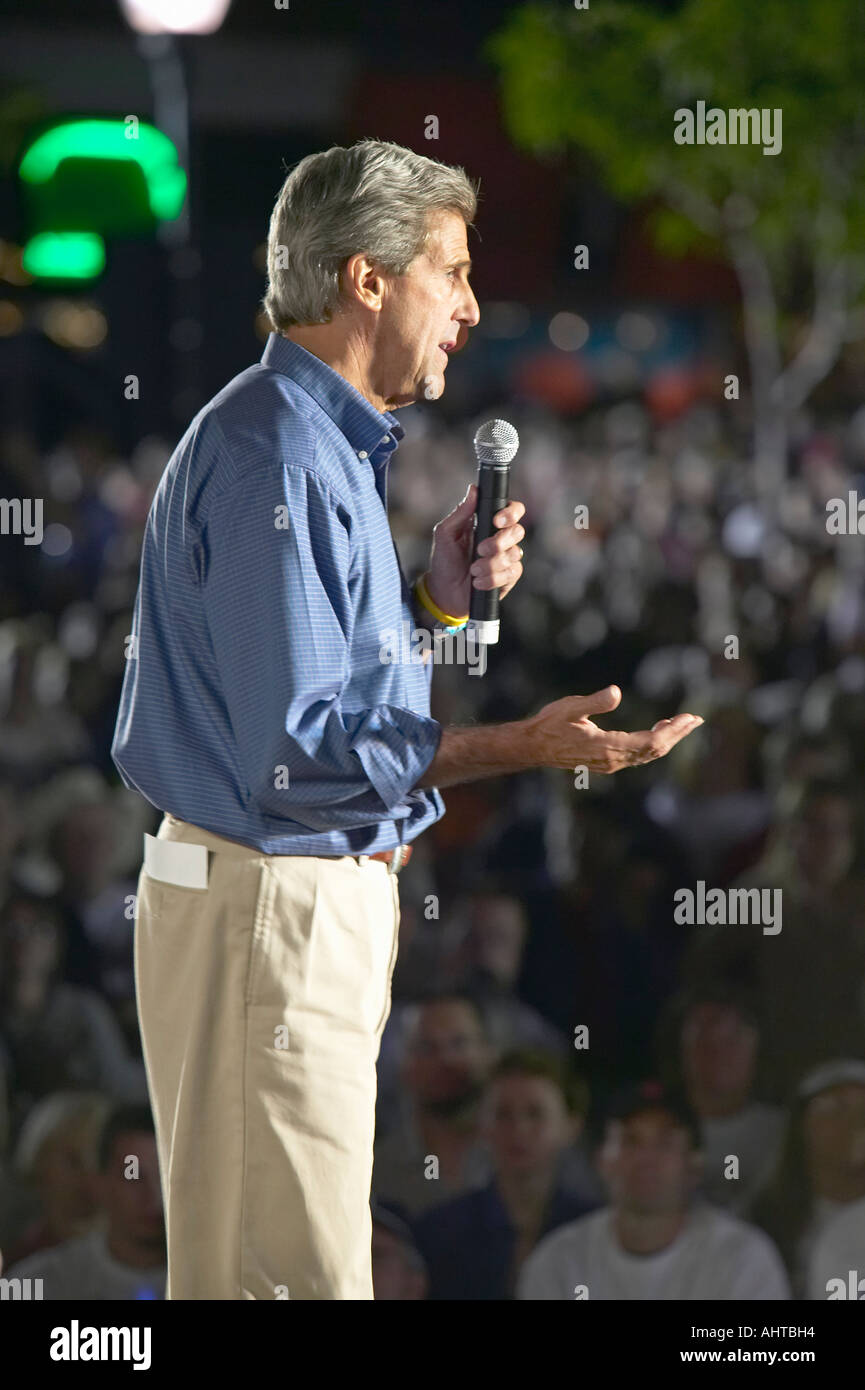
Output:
top-left (244, 860), bottom-right (283, 1008)
top-left (374, 877), bottom-right (401, 1038)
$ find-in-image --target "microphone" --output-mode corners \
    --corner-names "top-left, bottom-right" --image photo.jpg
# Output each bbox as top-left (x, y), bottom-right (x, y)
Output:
top-left (467, 419), bottom-right (520, 646)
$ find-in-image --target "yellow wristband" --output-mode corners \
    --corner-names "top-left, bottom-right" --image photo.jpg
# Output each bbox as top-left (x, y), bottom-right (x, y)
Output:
top-left (414, 573), bottom-right (469, 626)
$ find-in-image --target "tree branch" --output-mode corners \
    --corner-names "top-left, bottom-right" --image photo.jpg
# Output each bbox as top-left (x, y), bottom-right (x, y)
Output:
top-left (662, 179), bottom-right (723, 240)
top-left (771, 248), bottom-right (865, 414)
top-left (723, 228), bottom-right (782, 407)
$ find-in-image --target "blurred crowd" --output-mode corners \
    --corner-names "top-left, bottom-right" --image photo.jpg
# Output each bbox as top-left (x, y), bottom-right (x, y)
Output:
top-left (1, 381), bottom-right (864, 1299)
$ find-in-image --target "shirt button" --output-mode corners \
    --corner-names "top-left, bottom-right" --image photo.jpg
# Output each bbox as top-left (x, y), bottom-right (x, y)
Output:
top-left (357, 450), bottom-right (368, 459)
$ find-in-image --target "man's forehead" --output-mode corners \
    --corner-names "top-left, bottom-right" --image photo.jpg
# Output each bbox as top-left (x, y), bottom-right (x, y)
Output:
top-left (423, 211), bottom-right (471, 262)
top-left (688, 1000), bottom-right (743, 1025)
top-left (415, 1004), bottom-right (481, 1039)
top-left (109, 1129), bottom-right (157, 1158)
top-left (610, 1108), bottom-right (684, 1135)
top-left (490, 1073), bottom-right (559, 1099)
top-left (419, 1018), bottom-right (478, 1040)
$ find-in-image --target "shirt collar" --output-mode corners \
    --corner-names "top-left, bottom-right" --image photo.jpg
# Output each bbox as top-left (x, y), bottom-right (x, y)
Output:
top-left (261, 332), bottom-right (405, 464)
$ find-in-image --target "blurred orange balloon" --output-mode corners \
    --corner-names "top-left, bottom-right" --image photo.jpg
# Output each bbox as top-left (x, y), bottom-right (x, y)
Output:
top-left (512, 351), bottom-right (595, 413)
top-left (645, 366), bottom-right (700, 421)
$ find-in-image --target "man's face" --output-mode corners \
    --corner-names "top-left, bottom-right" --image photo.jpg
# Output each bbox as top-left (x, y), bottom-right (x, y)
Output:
top-left (682, 1003), bottom-right (758, 1101)
top-left (57, 803), bottom-right (116, 888)
top-left (94, 1132), bottom-right (165, 1253)
top-left (467, 896), bottom-right (525, 987)
top-left (599, 1110), bottom-right (698, 1216)
top-left (371, 209), bottom-right (480, 409)
top-left (793, 795), bottom-right (853, 885)
top-left (37, 1129), bottom-right (100, 1231)
top-left (484, 1075), bottom-right (579, 1179)
top-left (404, 1000), bottom-right (490, 1112)
top-left (804, 1084), bottom-right (865, 1173)
top-left (1, 901), bottom-right (61, 978)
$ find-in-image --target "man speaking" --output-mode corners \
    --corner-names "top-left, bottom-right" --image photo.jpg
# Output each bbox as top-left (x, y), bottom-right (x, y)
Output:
top-left (111, 138), bottom-right (702, 1300)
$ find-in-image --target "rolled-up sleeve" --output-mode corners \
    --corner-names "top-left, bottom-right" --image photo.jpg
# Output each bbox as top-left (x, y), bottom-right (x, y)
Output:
top-left (201, 453), bottom-right (441, 831)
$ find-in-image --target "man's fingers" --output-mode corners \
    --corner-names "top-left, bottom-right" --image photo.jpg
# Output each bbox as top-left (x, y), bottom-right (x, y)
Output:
top-left (475, 522), bottom-right (526, 559)
top-left (561, 685), bottom-right (623, 721)
top-left (493, 500), bottom-right (526, 529)
top-left (471, 551), bottom-right (524, 590)
top-left (593, 715), bottom-right (703, 769)
top-left (543, 695), bottom-right (703, 773)
top-left (663, 714), bottom-right (704, 748)
top-left (600, 714), bottom-right (702, 750)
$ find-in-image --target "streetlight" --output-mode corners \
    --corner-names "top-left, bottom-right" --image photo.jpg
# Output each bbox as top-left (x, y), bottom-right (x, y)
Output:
top-left (117, 0), bottom-right (232, 427)
top-left (118, 1), bottom-right (232, 35)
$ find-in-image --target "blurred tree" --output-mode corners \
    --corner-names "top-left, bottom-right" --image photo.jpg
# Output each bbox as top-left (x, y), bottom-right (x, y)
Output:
top-left (487, 0), bottom-right (865, 495)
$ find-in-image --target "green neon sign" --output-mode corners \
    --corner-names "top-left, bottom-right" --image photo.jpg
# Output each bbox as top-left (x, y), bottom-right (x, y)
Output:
top-left (18, 118), bottom-right (187, 281)
top-left (22, 232), bottom-right (107, 280)
top-left (20, 119), bottom-right (186, 219)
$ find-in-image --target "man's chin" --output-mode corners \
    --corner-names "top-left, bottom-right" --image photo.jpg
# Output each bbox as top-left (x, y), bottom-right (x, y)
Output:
top-left (383, 374), bottom-right (445, 410)
top-left (424, 1084), bottom-right (483, 1117)
top-left (420, 372), bottom-right (445, 402)
top-left (622, 1196), bottom-right (681, 1218)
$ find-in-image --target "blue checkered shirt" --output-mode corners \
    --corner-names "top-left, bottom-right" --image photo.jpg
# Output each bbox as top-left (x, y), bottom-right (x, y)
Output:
top-left (111, 333), bottom-right (445, 854)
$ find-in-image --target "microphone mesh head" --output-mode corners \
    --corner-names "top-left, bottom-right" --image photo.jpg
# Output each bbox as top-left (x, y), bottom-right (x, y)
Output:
top-left (474, 419), bottom-right (519, 464)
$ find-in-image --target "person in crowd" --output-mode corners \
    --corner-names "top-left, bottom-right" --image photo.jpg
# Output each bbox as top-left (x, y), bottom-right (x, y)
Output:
top-left (0, 889), bottom-right (147, 1139)
top-left (659, 982), bottom-right (784, 1213)
top-left (371, 1200), bottom-right (428, 1300)
top-left (413, 1048), bottom-right (598, 1298)
top-left (4, 1103), bottom-right (166, 1299)
top-left (751, 1058), bottom-right (865, 1297)
top-left (37, 767), bottom-right (141, 1029)
top-left (517, 1079), bottom-right (789, 1299)
top-left (807, 1193), bottom-right (865, 1300)
top-left (377, 884), bottom-right (571, 1140)
top-left (372, 994), bottom-right (495, 1217)
top-left (440, 889), bottom-right (571, 1057)
top-left (0, 781), bottom-right (23, 904)
top-left (647, 704), bottom-right (770, 884)
top-left (532, 801), bottom-right (689, 1090)
top-left (1, 1090), bottom-right (110, 1266)
top-left (682, 779), bottom-right (865, 1099)
top-left (0, 619), bottom-right (92, 788)
top-left (0, 1054), bottom-right (11, 1246)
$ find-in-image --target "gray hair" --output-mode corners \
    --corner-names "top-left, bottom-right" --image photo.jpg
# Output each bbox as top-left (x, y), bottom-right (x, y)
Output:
top-left (262, 139), bottom-right (479, 330)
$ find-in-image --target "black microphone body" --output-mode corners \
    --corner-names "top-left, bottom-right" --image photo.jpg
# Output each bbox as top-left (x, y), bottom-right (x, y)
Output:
top-left (466, 418), bottom-right (520, 646)
top-left (468, 461), bottom-right (510, 643)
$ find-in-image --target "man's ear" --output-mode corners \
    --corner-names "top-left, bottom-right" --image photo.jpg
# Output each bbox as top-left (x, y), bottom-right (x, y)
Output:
top-left (343, 253), bottom-right (385, 313)
top-left (360, 266), bottom-right (387, 313)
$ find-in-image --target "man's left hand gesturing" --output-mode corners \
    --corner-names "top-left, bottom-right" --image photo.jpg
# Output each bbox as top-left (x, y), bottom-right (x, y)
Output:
top-left (422, 483), bottom-right (526, 619)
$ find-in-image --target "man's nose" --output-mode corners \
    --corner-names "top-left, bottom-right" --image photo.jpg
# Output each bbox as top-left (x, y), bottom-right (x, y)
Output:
top-left (459, 287), bottom-right (480, 329)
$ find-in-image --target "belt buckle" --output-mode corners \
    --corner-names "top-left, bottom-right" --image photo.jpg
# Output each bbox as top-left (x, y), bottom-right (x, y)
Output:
top-left (387, 844), bottom-right (407, 876)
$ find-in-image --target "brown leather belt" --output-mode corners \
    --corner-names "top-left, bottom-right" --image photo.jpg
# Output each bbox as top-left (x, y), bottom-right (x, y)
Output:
top-left (363, 844), bottom-right (413, 874)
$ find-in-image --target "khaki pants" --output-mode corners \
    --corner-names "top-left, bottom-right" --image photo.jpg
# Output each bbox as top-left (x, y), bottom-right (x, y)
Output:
top-left (134, 813), bottom-right (401, 1300)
